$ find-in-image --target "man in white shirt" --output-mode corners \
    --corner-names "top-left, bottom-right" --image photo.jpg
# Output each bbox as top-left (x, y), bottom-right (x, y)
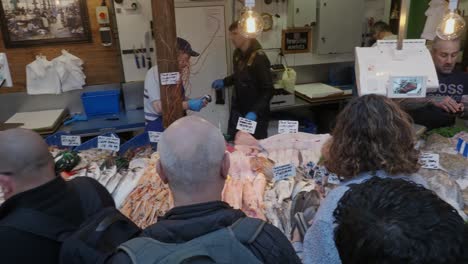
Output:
top-left (144, 38), bottom-right (208, 131)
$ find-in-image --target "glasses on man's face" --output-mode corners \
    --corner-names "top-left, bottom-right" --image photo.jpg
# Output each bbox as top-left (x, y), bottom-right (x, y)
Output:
top-left (0, 172), bottom-right (12, 176)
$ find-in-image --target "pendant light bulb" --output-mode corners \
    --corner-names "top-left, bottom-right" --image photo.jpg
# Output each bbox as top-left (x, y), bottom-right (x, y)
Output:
top-left (239, 1), bottom-right (264, 38)
top-left (436, 1), bottom-right (466, 40)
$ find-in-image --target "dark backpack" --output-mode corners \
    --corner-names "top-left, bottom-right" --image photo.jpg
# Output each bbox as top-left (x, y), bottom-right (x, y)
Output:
top-left (0, 178), bottom-right (141, 264)
top-left (118, 217), bottom-right (266, 264)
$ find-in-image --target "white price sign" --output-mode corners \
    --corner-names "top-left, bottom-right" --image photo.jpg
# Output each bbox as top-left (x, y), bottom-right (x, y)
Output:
top-left (236, 117), bottom-right (257, 134)
top-left (160, 72), bottom-right (180, 85)
top-left (148, 131), bottom-right (162, 143)
top-left (60, 135), bottom-right (81, 147)
top-left (278, 120), bottom-right (299, 134)
top-left (273, 164), bottom-right (296, 181)
top-left (327, 174), bottom-right (341, 185)
top-left (420, 152), bottom-right (440, 170)
top-left (98, 136), bottom-right (120, 152)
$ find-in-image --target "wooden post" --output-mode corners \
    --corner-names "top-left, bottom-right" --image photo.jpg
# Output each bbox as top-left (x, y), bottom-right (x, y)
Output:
top-left (397, 0), bottom-right (410, 50)
top-left (152, 0), bottom-right (184, 128)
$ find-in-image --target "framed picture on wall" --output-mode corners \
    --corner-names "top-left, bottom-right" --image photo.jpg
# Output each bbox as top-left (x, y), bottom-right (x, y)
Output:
top-left (281, 28), bottom-right (312, 54)
top-left (0, 0), bottom-right (92, 48)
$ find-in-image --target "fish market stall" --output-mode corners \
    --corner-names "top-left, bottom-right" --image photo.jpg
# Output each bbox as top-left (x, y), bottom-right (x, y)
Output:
top-left (21, 126), bottom-right (468, 236)
top-left (41, 130), bottom-right (337, 234)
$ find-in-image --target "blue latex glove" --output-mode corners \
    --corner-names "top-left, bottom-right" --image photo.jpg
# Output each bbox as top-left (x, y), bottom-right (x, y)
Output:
top-left (245, 112), bottom-right (257, 121)
top-left (64, 114), bottom-right (88, 126)
top-left (211, 79), bottom-right (225, 90)
top-left (188, 98), bottom-right (205, 112)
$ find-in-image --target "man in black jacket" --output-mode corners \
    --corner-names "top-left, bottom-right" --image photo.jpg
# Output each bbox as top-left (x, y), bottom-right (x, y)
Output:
top-left (212, 21), bottom-right (274, 139)
top-left (0, 129), bottom-right (115, 264)
top-left (107, 116), bottom-right (301, 264)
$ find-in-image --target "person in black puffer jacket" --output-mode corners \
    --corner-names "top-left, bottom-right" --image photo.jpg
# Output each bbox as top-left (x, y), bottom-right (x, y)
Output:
top-left (0, 129), bottom-right (116, 264)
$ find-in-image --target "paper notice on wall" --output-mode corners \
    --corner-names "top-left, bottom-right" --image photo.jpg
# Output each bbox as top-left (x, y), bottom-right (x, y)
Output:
top-left (160, 72), bottom-right (180, 85)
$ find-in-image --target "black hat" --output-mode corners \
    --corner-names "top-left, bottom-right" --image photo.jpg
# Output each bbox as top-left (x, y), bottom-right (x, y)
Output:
top-left (177, 37), bottom-right (200, 57)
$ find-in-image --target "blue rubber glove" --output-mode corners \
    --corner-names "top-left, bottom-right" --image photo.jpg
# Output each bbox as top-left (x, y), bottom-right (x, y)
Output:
top-left (212, 79), bottom-right (225, 90)
top-left (64, 114), bottom-right (88, 126)
top-left (245, 112), bottom-right (257, 121)
top-left (188, 98), bottom-right (205, 112)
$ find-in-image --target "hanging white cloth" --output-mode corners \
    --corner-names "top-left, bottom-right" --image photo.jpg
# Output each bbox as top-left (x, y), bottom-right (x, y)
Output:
top-left (52, 50), bottom-right (86, 93)
top-left (421, 0), bottom-right (448, 40)
top-left (26, 55), bottom-right (61, 95)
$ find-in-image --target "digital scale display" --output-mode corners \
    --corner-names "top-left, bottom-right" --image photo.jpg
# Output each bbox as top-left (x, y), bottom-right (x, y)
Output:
top-left (388, 76), bottom-right (427, 98)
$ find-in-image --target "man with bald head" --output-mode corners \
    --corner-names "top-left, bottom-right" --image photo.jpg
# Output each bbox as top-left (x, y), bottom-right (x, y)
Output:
top-left (108, 116), bottom-right (301, 264)
top-left (0, 129), bottom-right (115, 264)
top-left (403, 37), bottom-right (468, 129)
top-left (157, 116), bottom-right (229, 206)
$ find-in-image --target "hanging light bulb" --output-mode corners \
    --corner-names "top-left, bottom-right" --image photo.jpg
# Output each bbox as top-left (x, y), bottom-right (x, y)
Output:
top-left (239, 0), bottom-right (264, 38)
top-left (436, 0), bottom-right (466, 40)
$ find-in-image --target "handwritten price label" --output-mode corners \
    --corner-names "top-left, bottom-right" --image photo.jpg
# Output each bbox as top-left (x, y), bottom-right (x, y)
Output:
top-left (278, 120), bottom-right (299, 134)
top-left (273, 164), bottom-right (296, 181)
top-left (160, 72), bottom-right (180, 85)
top-left (60, 135), bottom-right (81, 147)
top-left (98, 136), bottom-right (120, 152)
top-left (236, 117), bottom-right (257, 134)
top-left (148, 131), bottom-right (162, 143)
top-left (420, 152), bottom-right (440, 170)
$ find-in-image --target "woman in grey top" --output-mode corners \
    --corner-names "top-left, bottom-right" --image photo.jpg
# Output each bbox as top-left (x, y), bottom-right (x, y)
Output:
top-left (296, 94), bottom-right (424, 264)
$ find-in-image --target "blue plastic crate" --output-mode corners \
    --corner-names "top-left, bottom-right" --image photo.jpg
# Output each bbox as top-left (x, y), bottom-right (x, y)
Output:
top-left (44, 131), bottom-right (74, 149)
top-left (81, 90), bottom-right (120, 116)
top-left (74, 132), bottom-right (119, 151)
top-left (118, 132), bottom-right (157, 156)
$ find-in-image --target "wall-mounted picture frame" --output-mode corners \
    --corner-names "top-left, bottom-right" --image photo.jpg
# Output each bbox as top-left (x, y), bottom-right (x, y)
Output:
top-left (0, 0), bottom-right (92, 48)
top-left (282, 27), bottom-right (312, 54)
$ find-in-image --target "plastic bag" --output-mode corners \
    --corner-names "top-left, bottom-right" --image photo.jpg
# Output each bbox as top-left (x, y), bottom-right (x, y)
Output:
top-left (282, 68), bottom-right (297, 92)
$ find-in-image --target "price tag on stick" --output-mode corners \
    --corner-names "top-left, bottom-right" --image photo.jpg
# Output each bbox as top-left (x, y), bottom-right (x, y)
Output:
top-left (273, 164), bottom-right (296, 181)
top-left (278, 120), bottom-right (299, 134)
top-left (148, 131), bottom-right (162, 143)
top-left (419, 152), bottom-right (440, 170)
top-left (60, 135), bottom-right (81, 147)
top-left (98, 136), bottom-right (120, 152)
top-left (236, 117), bottom-right (257, 134)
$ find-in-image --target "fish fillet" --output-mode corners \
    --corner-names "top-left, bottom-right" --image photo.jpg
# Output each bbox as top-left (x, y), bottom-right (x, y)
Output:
top-left (222, 177), bottom-right (244, 209)
top-left (242, 179), bottom-right (266, 220)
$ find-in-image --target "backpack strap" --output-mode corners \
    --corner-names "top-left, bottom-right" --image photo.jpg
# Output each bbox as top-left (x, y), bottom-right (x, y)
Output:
top-left (230, 217), bottom-right (266, 244)
top-left (0, 208), bottom-right (75, 241)
top-left (118, 237), bottom-right (166, 264)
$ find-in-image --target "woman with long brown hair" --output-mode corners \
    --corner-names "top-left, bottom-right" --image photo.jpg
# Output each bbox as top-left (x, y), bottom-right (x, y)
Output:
top-left (324, 94), bottom-right (420, 178)
top-left (301, 94), bottom-right (427, 264)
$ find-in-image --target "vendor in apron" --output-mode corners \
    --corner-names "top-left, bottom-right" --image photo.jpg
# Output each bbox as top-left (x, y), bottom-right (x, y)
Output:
top-left (144, 38), bottom-right (208, 132)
